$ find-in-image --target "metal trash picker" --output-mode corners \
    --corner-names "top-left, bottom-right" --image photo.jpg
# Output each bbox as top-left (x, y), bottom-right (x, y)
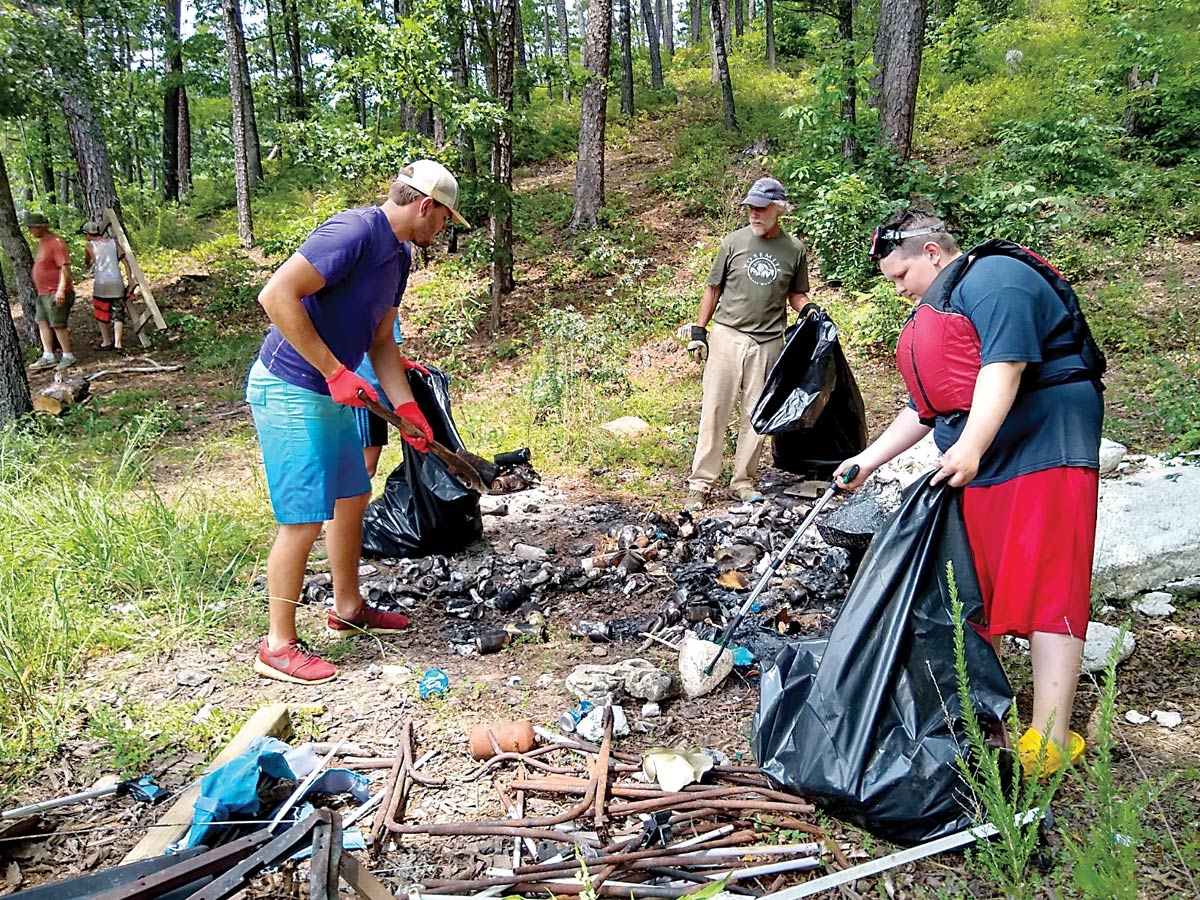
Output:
top-left (1, 775), bottom-right (167, 820)
top-left (703, 465), bottom-right (859, 676)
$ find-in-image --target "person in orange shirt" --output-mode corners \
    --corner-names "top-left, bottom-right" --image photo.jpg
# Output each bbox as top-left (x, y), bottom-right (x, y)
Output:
top-left (24, 212), bottom-right (76, 371)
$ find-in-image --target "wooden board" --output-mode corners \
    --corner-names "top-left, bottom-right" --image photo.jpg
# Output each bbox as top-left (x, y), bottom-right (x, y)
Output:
top-left (100, 208), bottom-right (167, 348)
top-left (119, 704), bottom-right (295, 863)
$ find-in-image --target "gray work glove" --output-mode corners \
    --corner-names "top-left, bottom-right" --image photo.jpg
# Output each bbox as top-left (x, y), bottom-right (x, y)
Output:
top-left (676, 323), bottom-right (709, 362)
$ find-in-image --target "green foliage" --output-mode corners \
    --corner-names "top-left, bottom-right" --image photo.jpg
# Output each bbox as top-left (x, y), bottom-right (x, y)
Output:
top-left (0, 418), bottom-right (268, 763)
top-left (855, 280), bottom-right (912, 349)
top-left (1148, 357), bottom-right (1200, 453)
top-left (527, 306), bottom-right (630, 424)
top-left (1062, 625), bottom-right (1163, 899)
top-left (797, 173), bottom-right (894, 290)
top-left (276, 120), bottom-right (437, 184)
top-left (995, 118), bottom-right (1119, 190)
top-left (947, 565), bottom-right (1067, 895)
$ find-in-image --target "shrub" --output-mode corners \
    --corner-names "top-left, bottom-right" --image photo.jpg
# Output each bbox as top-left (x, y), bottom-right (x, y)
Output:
top-left (797, 173), bottom-right (895, 290)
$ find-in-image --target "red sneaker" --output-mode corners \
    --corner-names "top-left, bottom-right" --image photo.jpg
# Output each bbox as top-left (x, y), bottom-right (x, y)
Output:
top-left (254, 638), bottom-right (337, 685)
top-left (327, 604), bottom-right (411, 636)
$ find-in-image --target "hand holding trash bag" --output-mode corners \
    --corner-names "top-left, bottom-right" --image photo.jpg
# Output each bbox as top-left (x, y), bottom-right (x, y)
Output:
top-left (401, 356), bottom-right (430, 376)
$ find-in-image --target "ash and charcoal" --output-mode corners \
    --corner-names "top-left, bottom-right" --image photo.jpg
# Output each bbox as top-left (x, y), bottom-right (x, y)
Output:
top-left (294, 484), bottom-right (890, 671)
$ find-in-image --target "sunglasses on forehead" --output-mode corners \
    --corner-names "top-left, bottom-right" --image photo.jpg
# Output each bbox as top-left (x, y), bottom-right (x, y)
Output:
top-left (868, 224), bottom-right (945, 262)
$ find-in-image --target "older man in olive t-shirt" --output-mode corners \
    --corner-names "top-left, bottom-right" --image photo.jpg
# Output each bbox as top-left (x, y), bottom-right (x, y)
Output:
top-left (681, 177), bottom-right (810, 507)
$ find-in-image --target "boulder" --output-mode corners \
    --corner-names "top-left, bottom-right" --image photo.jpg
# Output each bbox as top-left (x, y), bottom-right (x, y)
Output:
top-left (678, 635), bottom-right (733, 698)
top-left (1081, 621), bottom-right (1136, 674)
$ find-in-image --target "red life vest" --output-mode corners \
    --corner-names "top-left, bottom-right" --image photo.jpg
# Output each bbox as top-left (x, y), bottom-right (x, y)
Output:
top-left (896, 302), bottom-right (980, 422)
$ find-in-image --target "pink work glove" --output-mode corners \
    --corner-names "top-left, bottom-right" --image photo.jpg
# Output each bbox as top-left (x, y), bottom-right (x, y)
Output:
top-left (325, 365), bottom-right (378, 408)
top-left (401, 357), bottom-right (430, 375)
top-left (394, 401), bottom-right (433, 452)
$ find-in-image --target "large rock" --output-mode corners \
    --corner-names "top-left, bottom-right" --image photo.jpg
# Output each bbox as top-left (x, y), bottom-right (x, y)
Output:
top-left (565, 659), bottom-right (676, 703)
top-left (1093, 462), bottom-right (1200, 599)
top-left (678, 635), bottom-right (733, 698)
top-left (1082, 621), bottom-right (1136, 674)
top-left (1098, 438), bottom-right (1127, 475)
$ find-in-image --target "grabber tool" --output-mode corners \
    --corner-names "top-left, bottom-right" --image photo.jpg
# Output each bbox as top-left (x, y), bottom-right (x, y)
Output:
top-left (703, 465), bottom-right (860, 675)
top-left (2, 775), bottom-right (167, 820)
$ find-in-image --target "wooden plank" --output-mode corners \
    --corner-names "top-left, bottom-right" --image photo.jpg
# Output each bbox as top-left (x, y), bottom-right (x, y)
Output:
top-left (120, 704), bottom-right (295, 864)
top-left (340, 855), bottom-right (399, 900)
top-left (101, 208), bottom-right (167, 347)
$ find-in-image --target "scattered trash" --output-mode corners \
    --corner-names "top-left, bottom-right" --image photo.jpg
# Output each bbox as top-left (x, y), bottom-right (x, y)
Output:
top-left (1151, 709), bottom-right (1182, 728)
top-left (558, 700), bottom-right (595, 733)
top-left (642, 747), bottom-right (714, 792)
top-left (468, 720), bottom-right (536, 759)
top-left (418, 669), bottom-right (449, 699)
top-left (576, 704), bottom-right (629, 742)
top-left (1125, 709), bottom-right (1151, 725)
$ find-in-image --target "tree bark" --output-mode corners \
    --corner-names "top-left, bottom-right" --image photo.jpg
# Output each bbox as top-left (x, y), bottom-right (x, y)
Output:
top-left (491, 0), bottom-right (517, 332)
top-left (178, 86), bottom-right (192, 200)
top-left (36, 116), bottom-right (55, 202)
top-left (659, 0), bottom-right (674, 55)
top-left (873, 0), bottom-right (925, 160)
top-left (265, 0), bottom-right (282, 122)
top-left (618, 0), bottom-right (634, 116)
top-left (514, 0), bottom-right (530, 106)
top-left (0, 150), bottom-right (40, 348)
top-left (0, 265), bottom-right (33, 424)
top-left (765, 0), bottom-right (775, 70)
top-left (61, 88), bottom-right (121, 221)
top-left (640, 0), bottom-right (664, 89)
top-left (222, 0), bottom-right (256, 247)
top-left (281, 0), bottom-right (306, 118)
top-left (837, 0), bottom-right (857, 164)
top-left (710, 0), bottom-right (736, 129)
top-left (222, 0), bottom-right (263, 188)
top-left (570, 0), bottom-right (612, 230)
top-left (555, 0), bottom-right (570, 101)
top-left (690, 0), bottom-right (702, 44)
top-left (163, 0), bottom-right (183, 202)
top-left (733, 0), bottom-right (743, 39)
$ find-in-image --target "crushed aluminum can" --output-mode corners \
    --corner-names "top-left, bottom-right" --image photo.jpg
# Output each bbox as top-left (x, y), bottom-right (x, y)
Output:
top-left (558, 700), bottom-right (595, 733)
top-left (568, 620), bottom-right (613, 642)
top-left (418, 668), bottom-right (449, 699)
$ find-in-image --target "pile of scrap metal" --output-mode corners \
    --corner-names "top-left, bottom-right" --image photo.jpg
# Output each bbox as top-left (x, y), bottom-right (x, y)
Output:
top-left (9, 807), bottom-right (390, 900)
top-left (365, 716), bottom-right (843, 899)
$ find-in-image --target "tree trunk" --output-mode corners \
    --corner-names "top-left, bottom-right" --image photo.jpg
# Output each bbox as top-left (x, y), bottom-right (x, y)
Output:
top-left (640, 0), bottom-right (664, 89)
top-left (178, 86), bottom-right (193, 200)
top-left (222, 0), bottom-right (256, 246)
top-left (470, 0), bottom-right (499, 95)
top-left (765, 0), bottom-right (775, 70)
top-left (710, 0), bottom-right (736, 129)
top-left (570, 0), bottom-right (612, 230)
top-left (837, 0), bottom-right (857, 164)
top-left (555, 0), bottom-right (570, 101)
top-left (223, 0), bottom-right (263, 188)
top-left (690, 0), bottom-right (702, 44)
top-left (163, 0), bottom-right (183, 202)
top-left (748, 0), bottom-right (754, 24)
top-left (281, 0), bottom-right (306, 118)
top-left (0, 266), bottom-right (33, 423)
top-left (61, 88), bottom-right (121, 221)
top-left (0, 150), bottom-right (40, 348)
top-left (873, 0), bottom-right (925, 160)
top-left (514, 0), bottom-right (531, 106)
top-left (265, 0), bottom-right (282, 122)
top-left (659, 0), bottom-right (674, 55)
top-left (491, 0), bottom-right (517, 332)
top-left (733, 0), bottom-right (743, 39)
top-left (618, 0), bottom-right (634, 116)
top-left (36, 116), bottom-right (55, 202)
top-left (450, 4), bottom-right (475, 175)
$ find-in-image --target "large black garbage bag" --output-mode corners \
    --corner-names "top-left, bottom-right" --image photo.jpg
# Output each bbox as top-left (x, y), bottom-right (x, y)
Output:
top-left (752, 474), bottom-right (1013, 845)
top-left (751, 311), bottom-right (868, 481)
top-left (361, 366), bottom-right (483, 559)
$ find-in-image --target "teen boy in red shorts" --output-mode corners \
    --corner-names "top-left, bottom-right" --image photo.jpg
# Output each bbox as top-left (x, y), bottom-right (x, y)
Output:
top-left (836, 208), bottom-right (1103, 777)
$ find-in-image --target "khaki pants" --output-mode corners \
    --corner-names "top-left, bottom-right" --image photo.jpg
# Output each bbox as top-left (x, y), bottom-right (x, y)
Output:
top-left (688, 323), bottom-right (783, 494)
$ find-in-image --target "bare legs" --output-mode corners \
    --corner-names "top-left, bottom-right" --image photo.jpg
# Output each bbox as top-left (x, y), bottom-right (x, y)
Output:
top-left (1029, 631), bottom-right (1084, 748)
top-left (264, 491), bottom-right (371, 651)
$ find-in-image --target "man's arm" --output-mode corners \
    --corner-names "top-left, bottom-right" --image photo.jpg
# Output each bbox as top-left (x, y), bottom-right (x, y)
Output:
top-left (834, 406), bottom-right (932, 490)
top-left (932, 360), bottom-right (1025, 487)
top-left (55, 238), bottom-right (73, 299)
top-left (696, 283), bottom-right (720, 326)
top-left (257, 253), bottom-right (341, 378)
top-left (787, 291), bottom-right (811, 313)
top-left (368, 309), bottom-right (416, 410)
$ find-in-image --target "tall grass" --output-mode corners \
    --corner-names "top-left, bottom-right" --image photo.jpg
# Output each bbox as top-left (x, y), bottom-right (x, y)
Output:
top-left (0, 411), bottom-right (268, 770)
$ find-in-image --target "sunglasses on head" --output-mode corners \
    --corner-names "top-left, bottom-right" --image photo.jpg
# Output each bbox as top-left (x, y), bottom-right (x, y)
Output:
top-left (868, 224), bottom-right (945, 262)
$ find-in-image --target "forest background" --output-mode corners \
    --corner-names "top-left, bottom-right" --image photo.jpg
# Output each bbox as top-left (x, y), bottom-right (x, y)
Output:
top-left (0, 0), bottom-right (1198, 895)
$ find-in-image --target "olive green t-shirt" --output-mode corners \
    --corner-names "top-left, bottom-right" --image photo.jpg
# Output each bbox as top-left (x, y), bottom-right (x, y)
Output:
top-left (707, 226), bottom-right (810, 342)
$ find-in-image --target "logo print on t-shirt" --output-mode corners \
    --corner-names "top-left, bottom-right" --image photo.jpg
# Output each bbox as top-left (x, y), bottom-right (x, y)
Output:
top-left (745, 253), bottom-right (780, 286)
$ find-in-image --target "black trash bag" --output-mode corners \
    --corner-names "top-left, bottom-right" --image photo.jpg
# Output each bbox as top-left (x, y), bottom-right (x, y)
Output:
top-left (751, 310), bottom-right (868, 481)
top-left (752, 473), bottom-right (1014, 845)
top-left (361, 366), bottom-right (483, 559)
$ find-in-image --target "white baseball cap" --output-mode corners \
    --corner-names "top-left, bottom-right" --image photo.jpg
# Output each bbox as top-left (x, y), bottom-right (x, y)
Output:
top-left (395, 159), bottom-right (470, 228)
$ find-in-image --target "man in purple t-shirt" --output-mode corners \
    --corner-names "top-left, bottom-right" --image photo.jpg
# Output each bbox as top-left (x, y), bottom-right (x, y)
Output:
top-left (246, 159), bottom-right (469, 685)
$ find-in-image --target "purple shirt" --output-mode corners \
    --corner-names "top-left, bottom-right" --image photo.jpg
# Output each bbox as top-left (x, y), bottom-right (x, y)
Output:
top-left (258, 207), bottom-right (411, 393)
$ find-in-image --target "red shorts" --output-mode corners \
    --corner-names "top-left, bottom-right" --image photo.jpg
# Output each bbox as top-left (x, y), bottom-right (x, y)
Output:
top-left (961, 466), bottom-right (1098, 640)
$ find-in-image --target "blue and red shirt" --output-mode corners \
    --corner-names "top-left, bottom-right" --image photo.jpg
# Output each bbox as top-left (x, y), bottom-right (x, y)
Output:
top-left (258, 207), bottom-right (411, 394)
top-left (896, 255), bottom-right (1103, 486)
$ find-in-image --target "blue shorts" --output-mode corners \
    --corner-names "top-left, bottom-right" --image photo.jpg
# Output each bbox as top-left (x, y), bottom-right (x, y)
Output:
top-left (246, 360), bottom-right (371, 524)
